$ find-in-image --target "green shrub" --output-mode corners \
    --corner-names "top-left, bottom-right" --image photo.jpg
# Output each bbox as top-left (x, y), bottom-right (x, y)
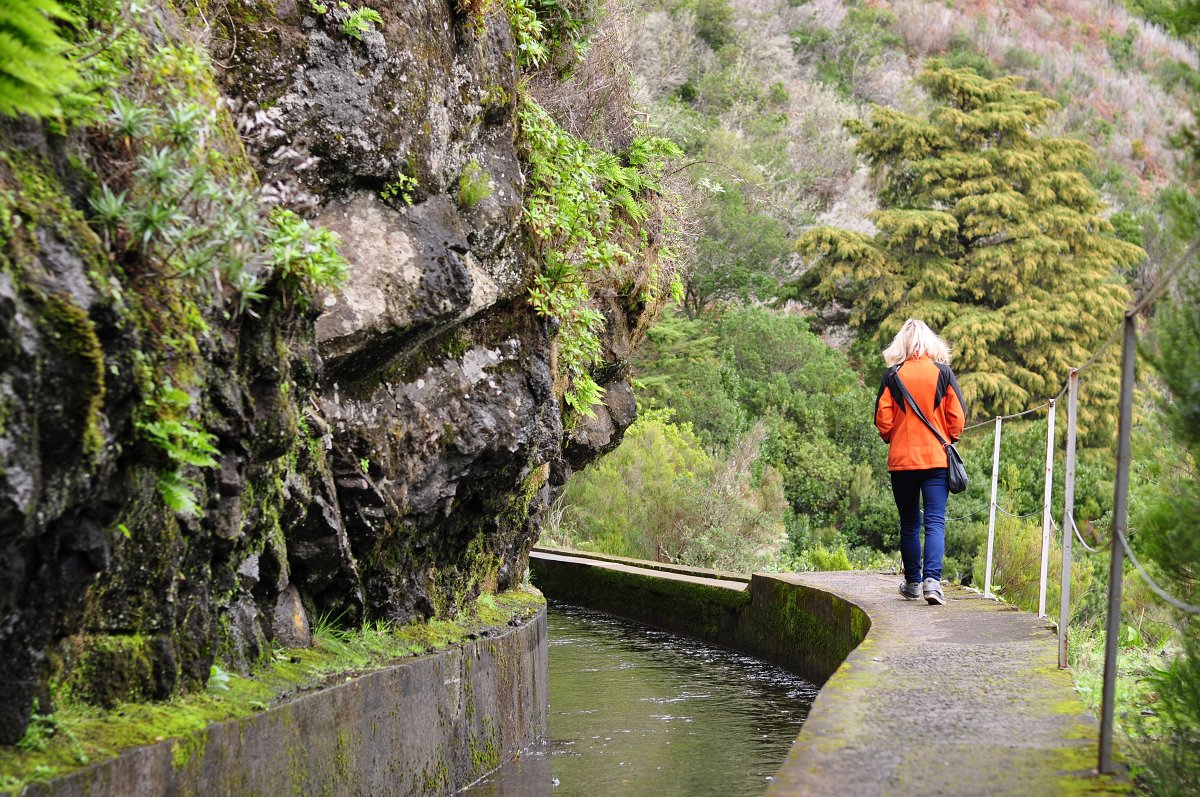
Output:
top-left (552, 408), bottom-right (786, 572)
top-left (634, 306), bottom-right (894, 550)
top-left (689, 0), bottom-right (736, 51)
top-left (793, 544), bottom-right (852, 572)
top-left (971, 484), bottom-right (1092, 614)
top-left (788, 7), bottom-right (902, 96)
top-left (684, 184), bottom-right (791, 315)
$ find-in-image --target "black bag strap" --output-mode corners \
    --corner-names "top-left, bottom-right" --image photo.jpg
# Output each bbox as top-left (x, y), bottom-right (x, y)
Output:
top-left (892, 369), bottom-right (951, 448)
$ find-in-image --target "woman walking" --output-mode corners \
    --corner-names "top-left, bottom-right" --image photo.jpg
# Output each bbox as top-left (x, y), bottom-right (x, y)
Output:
top-left (874, 319), bottom-right (966, 605)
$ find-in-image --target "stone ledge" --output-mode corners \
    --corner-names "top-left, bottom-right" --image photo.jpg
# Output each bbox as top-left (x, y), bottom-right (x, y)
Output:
top-left (771, 572), bottom-right (1127, 797)
top-left (528, 549), bottom-right (868, 684)
top-left (5, 607), bottom-right (547, 797)
top-left (531, 545), bottom-right (752, 583)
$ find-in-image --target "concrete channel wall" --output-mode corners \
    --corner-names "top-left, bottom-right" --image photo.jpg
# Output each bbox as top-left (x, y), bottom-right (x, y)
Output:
top-left (530, 549), bottom-right (870, 684)
top-left (17, 610), bottom-right (547, 797)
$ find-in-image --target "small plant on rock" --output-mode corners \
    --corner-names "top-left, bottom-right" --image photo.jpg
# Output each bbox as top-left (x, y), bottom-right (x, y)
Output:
top-left (340, 6), bottom-right (383, 40)
top-left (137, 383), bottom-right (219, 517)
top-left (266, 208), bottom-right (349, 305)
top-left (380, 171), bottom-right (418, 205)
top-left (456, 160), bottom-right (493, 209)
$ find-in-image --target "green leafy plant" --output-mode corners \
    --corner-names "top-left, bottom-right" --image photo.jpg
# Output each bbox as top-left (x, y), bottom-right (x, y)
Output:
top-left (266, 208), bottom-right (349, 304)
top-left (340, 7), bottom-right (383, 40)
top-left (503, 0), bottom-right (598, 70)
top-left (379, 172), bottom-right (418, 205)
top-left (137, 384), bottom-right (219, 517)
top-left (206, 664), bottom-right (231, 692)
top-left (519, 98), bottom-right (681, 414)
top-left (456, 160), bottom-right (493, 209)
top-left (0, 0), bottom-right (81, 118)
top-left (108, 94), bottom-right (157, 140)
top-left (505, 0), bottom-right (548, 68)
top-left (16, 703), bottom-right (88, 764)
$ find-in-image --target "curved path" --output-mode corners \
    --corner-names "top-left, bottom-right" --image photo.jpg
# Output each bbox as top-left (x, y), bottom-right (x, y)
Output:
top-left (770, 571), bottom-right (1126, 796)
top-left (530, 550), bottom-right (1127, 796)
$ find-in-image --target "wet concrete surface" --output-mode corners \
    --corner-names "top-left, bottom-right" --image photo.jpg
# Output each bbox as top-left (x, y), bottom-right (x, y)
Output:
top-left (770, 572), bottom-right (1128, 797)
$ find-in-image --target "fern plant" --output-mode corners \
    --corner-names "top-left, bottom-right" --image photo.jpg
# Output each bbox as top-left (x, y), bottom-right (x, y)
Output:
top-left (340, 7), bottom-right (383, 40)
top-left (137, 384), bottom-right (219, 517)
top-left (266, 208), bottom-right (349, 304)
top-left (519, 97), bottom-right (681, 415)
top-left (0, 0), bottom-right (80, 118)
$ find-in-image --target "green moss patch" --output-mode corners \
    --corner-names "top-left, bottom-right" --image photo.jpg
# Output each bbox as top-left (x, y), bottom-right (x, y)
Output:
top-left (0, 587), bottom-right (544, 791)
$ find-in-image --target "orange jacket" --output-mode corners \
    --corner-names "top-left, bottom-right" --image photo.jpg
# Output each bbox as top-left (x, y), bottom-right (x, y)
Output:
top-left (874, 356), bottom-right (966, 472)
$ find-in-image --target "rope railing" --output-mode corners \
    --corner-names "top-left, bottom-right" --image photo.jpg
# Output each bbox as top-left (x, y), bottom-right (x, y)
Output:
top-left (1061, 516), bottom-right (1199, 611)
top-left (947, 502), bottom-right (1041, 522)
top-left (945, 503), bottom-right (990, 522)
top-left (1068, 515), bottom-right (1108, 555)
top-left (1115, 525), bottom-right (1200, 615)
top-left (941, 233), bottom-right (1200, 774)
top-left (962, 400), bottom-right (1049, 432)
top-left (995, 505), bottom-right (1041, 519)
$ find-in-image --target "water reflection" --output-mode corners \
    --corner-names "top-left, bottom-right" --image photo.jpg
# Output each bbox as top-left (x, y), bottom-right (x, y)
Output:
top-left (465, 601), bottom-right (818, 796)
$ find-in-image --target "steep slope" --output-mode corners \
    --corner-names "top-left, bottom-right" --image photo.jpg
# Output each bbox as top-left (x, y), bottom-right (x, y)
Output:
top-left (0, 0), bottom-right (673, 743)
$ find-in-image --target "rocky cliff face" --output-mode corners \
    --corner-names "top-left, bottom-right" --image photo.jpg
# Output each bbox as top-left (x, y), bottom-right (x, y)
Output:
top-left (0, 0), bottom-right (648, 743)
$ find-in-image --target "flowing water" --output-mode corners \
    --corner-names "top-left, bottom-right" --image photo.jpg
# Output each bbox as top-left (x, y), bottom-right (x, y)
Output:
top-left (464, 601), bottom-right (819, 797)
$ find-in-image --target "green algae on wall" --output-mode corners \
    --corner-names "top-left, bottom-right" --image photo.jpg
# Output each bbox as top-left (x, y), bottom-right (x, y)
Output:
top-left (35, 293), bottom-right (107, 459)
top-left (0, 588), bottom-right (545, 792)
top-left (737, 575), bottom-right (872, 683)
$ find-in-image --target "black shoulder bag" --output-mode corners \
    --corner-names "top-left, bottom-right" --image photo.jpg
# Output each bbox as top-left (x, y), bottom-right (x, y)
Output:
top-left (893, 372), bottom-right (968, 494)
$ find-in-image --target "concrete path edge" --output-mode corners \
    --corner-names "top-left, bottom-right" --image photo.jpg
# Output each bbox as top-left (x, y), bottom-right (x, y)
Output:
top-left (529, 548), bottom-right (1127, 797)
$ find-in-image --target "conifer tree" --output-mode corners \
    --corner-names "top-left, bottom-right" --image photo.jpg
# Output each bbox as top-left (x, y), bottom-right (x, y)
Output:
top-left (796, 60), bottom-right (1144, 435)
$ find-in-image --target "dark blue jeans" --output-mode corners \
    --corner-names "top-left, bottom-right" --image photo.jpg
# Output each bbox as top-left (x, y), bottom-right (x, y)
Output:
top-left (890, 468), bottom-right (948, 584)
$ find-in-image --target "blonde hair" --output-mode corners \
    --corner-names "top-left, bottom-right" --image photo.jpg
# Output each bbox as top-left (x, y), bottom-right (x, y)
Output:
top-left (882, 319), bottom-right (952, 367)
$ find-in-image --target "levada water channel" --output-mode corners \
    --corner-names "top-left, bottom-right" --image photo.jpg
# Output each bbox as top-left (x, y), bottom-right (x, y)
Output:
top-left (465, 601), bottom-right (819, 796)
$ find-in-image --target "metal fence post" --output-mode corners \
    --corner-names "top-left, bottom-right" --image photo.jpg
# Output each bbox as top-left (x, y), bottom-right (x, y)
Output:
top-left (1100, 313), bottom-right (1136, 774)
top-left (1058, 369), bottom-right (1079, 668)
top-left (1038, 398), bottom-right (1057, 618)
top-left (983, 416), bottom-right (1002, 599)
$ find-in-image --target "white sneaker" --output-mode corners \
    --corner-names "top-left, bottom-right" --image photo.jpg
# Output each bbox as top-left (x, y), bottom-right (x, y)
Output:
top-left (923, 577), bottom-right (945, 605)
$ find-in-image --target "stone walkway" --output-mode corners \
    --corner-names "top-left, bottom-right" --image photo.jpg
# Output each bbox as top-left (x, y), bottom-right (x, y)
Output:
top-left (768, 571), bottom-right (1127, 797)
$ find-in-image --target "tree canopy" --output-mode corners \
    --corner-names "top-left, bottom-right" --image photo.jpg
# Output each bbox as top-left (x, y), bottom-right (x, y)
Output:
top-left (796, 60), bottom-right (1144, 433)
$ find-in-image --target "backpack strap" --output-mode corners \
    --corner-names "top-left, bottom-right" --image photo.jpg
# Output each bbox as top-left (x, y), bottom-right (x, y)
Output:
top-left (893, 371), bottom-right (950, 448)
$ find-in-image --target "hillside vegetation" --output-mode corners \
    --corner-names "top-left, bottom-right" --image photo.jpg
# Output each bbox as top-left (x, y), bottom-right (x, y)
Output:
top-left (544, 0), bottom-right (1200, 792)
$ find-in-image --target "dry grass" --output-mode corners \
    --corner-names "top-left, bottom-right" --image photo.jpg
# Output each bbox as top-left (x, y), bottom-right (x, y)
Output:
top-left (527, 0), bottom-right (640, 150)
